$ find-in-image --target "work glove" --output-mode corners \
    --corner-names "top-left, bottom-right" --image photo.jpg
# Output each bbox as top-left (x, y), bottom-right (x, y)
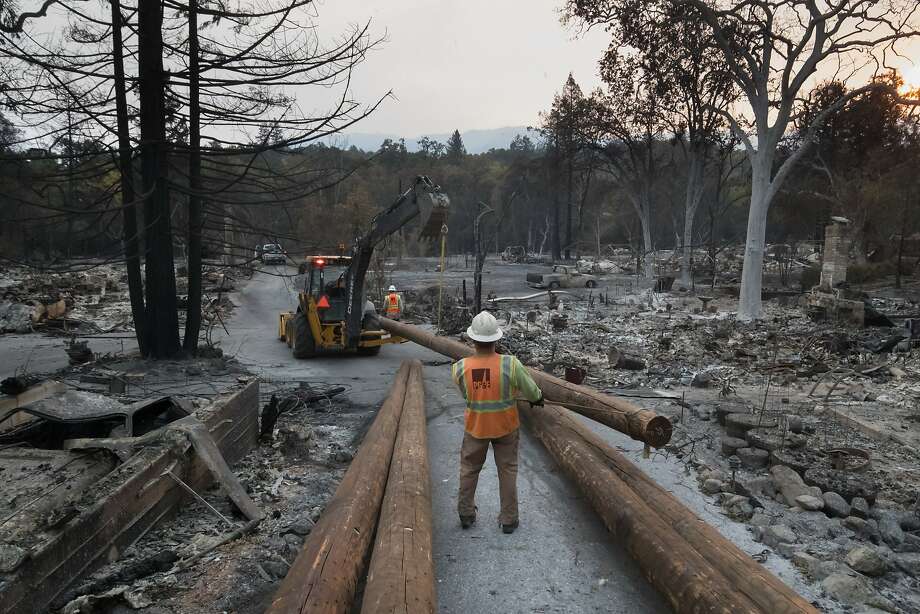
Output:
top-left (529, 396), bottom-right (545, 408)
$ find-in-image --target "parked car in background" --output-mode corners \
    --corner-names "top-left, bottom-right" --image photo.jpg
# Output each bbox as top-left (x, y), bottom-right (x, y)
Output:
top-left (261, 243), bottom-right (286, 265)
top-left (526, 265), bottom-right (599, 289)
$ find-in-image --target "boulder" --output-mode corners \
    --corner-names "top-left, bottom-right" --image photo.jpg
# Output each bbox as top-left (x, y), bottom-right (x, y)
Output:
top-left (725, 413), bottom-right (778, 438)
top-left (804, 469), bottom-right (878, 505)
top-left (821, 572), bottom-right (895, 611)
top-left (771, 465), bottom-right (813, 507)
top-left (892, 552), bottom-right (920, 577)
top-left (701, 478), bottom-right (723, 495)
top-left (762, 524), bottom-right (797, 548)
top-left (795, 495), bottom-right (825, 512)
top-left (851, 497), bottom-right (870, 519)
top-left (721, 436), bottom-right (748, 457)
top-left (845, 546), bottom-right (888, 577)
top-left (823, 492), bottom-right (851, 518)
top-left (746, 428), bottom-right (807, 452)
top-left (737, 447), bottom-right (769, 469)
top-left (878, 514), bottom-right (905, 549)
top-left (0, 544), bottom-right (26, 573)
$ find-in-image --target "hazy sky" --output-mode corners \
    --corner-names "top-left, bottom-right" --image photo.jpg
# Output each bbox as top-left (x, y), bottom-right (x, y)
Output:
top-left (309, 0), bottom-right (609, 136)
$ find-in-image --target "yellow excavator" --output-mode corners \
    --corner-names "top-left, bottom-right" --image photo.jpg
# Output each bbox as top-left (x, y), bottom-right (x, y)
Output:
top-left (279, 176), bottom-right (449, 358)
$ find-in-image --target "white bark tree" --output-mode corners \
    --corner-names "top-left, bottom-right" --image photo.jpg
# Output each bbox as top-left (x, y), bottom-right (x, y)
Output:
top-left (681, 0), bottom-right (920, 319)
top-left (566, 0), bottom-right (920, 318)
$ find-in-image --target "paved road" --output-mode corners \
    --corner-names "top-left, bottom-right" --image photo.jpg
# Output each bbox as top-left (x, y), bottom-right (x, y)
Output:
top-left (221, 267), bottom-right (668, 613)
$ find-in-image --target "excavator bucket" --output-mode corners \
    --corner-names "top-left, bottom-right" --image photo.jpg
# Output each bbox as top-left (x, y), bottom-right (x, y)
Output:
top-left (416, 181), bottom-right (450, 241)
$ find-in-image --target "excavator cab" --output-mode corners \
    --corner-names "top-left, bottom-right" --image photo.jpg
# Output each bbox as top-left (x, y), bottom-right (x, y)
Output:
top-left (279, 176), bottom-right (449, 359)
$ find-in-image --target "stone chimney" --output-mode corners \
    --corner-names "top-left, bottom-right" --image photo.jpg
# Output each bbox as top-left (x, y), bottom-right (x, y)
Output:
top-left (820, 217), bottom-right (851, 291)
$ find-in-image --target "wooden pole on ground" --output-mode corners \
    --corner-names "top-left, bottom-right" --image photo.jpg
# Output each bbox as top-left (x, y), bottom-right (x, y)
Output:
top-left (525, 404), bottom-right (819, 614)
top-left (361, 360), bottom-right (436, 614)
top-left (267, 362), bottom-right (411, 614)
top-left (525, 403), bottom-right (760, 614)
top-left (376, 317), bottom-right (671, 447)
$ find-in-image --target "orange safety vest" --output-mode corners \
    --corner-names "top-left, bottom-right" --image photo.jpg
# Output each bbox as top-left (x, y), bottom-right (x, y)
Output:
top-left (454, 354), bottom-right (518, 439)
top-left (385, 293), bottom-right (400, 315)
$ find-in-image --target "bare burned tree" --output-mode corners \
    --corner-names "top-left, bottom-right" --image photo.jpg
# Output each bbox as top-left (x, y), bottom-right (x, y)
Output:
top-left (0, 0), bottom-right (382, 358)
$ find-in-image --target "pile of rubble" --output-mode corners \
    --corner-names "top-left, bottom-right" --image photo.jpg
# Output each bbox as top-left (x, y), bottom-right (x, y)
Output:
top-left (0, 262), bottom-right (240, 337)
top-left (478, 283), bottom-right (920, 611)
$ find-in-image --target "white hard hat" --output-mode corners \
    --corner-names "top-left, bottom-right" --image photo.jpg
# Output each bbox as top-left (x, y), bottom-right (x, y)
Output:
top-left (467, 311), bottom-right (503, 343)
top-left (388, 285), bottom-right (397, 292)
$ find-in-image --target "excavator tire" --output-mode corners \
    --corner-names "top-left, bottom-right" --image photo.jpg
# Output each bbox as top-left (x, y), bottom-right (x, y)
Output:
top-left (291, 313), bottom-right (316, 358)
top-left (358, 344), bottom-right (381, 356)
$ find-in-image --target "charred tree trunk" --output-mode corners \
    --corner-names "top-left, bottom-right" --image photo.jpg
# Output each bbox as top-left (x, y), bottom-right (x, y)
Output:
top-left (139, 0), bottom-right (181, 358)
top-left (473, 203), bottom-right (494, 313)
top-left (111, 0), bottom-right (147, 356)
top-left (183, 0), bottom-right (203, 353)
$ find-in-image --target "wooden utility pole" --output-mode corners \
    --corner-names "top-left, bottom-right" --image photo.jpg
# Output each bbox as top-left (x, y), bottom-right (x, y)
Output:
top-left (267, 362), bottom-right (412, 613)
top-left (362, 362), bottom-right (435, 613)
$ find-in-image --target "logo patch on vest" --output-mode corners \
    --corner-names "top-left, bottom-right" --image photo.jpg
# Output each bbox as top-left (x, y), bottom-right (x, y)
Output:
top-left (471, 368), bottom-right (491, 390)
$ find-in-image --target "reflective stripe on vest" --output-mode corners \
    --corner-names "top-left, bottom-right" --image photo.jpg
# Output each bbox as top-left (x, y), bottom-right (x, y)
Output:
top-left (385, 293), bottom-right (400, 313)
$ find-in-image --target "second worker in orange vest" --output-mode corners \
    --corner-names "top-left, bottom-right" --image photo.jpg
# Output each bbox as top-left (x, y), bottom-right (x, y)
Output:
top-left (384, 285), bottom-right (403, 320)
top-left (451, 311), bottom-right (543, 534)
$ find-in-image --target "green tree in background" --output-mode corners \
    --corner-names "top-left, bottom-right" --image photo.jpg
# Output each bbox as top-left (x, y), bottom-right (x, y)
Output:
top-left (446, 130), bottom-right (466, 162)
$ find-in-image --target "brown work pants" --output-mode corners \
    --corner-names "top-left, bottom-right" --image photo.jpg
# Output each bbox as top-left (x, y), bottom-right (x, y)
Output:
top-left (457, 429), bottom-right (519, 525)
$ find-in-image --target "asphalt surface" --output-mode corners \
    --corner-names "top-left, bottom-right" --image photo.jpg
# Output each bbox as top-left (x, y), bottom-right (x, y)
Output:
top-left (219, 266), bottom-right (669, 613)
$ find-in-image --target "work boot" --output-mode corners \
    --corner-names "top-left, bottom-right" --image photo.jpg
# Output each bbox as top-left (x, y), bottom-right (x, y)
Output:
top-left (460, 515), bottom-right (476, 529)
top-left (501, 521), bottom-right (519, 534)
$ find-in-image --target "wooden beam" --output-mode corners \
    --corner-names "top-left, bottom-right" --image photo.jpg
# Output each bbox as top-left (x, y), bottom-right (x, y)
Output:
top-left (375, 317), bottom-right (671, 447)
top-left (525, 404), bottom-right (818, 614)
top-left (361, 360), bottom-right (435, 614)
top-left (267, 362), bottom-right (412, 614)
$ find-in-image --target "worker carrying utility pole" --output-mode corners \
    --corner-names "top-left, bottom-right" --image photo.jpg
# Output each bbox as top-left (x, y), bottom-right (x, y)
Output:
top-left (384, 285), bottom-right (403, 320)
top-left (451, 311), bottom-right (543, 534)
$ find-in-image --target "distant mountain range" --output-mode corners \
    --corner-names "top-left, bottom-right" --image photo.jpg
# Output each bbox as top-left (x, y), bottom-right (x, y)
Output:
top-left (323, 126), bottom-right (536, 154)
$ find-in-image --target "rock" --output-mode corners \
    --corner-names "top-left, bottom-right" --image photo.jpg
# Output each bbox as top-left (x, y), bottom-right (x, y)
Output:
top-left (821, 571), bottom-right (895, 611)
top-left (0, 543), bottom-right (26, 573)
top-left (804, 469), bottom-right (878, 505)
top-left (285, 521), bottom-right (313, 536)
top-left (262, 560), bottom-right (289, 579)
top-left (762, 524), bottom-right (797, 548)
top-left (744, 476), bottom-right (777, 499)
top-left (701, 478), bottom-right (723, 495)
top-left (815, 560), bottom-right (845, 581)
top-left (851, 497), bottom-right (870, 519)
top-left (776, 542), bottom-right (797, 558)
top-left (737, 447), bottom-right (769, 469)
top-left (845, 546), bottom-right (888, 577)
top-left (785, 415), bottom-right (804, 433)
top-left (771, 465), bottom-right (813, 507)
top-left (694, 404), bottom-right (713, 421)
top-left (878, 514), bottom-right (905, 549)
top-left (724, 495), bottom-right (754, 521)
top-left (334, 449), bottom-right (354, 463)
top-left (792, 551), bottom-right (822, 577)
top-left (746, 428), bottom-right (807, 452)
top-left (282, 533), bottom-right (303, 548)
top-left (749, 512), bottom-right (772, 527)
top-left (725, 413), bottom-right (778, 438)
top-left (721, 436), bottom-right (747, 457)
top-left (892, 552), bottom-right (920, 577)
top-left (823, 492), bottom-right (851, 518)
top-left (901, 513), bottom-right (920, 532)
top-left (795, 495), bottom-right (825, 512)
top-left (691, 371), bottom-right (713, 388)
